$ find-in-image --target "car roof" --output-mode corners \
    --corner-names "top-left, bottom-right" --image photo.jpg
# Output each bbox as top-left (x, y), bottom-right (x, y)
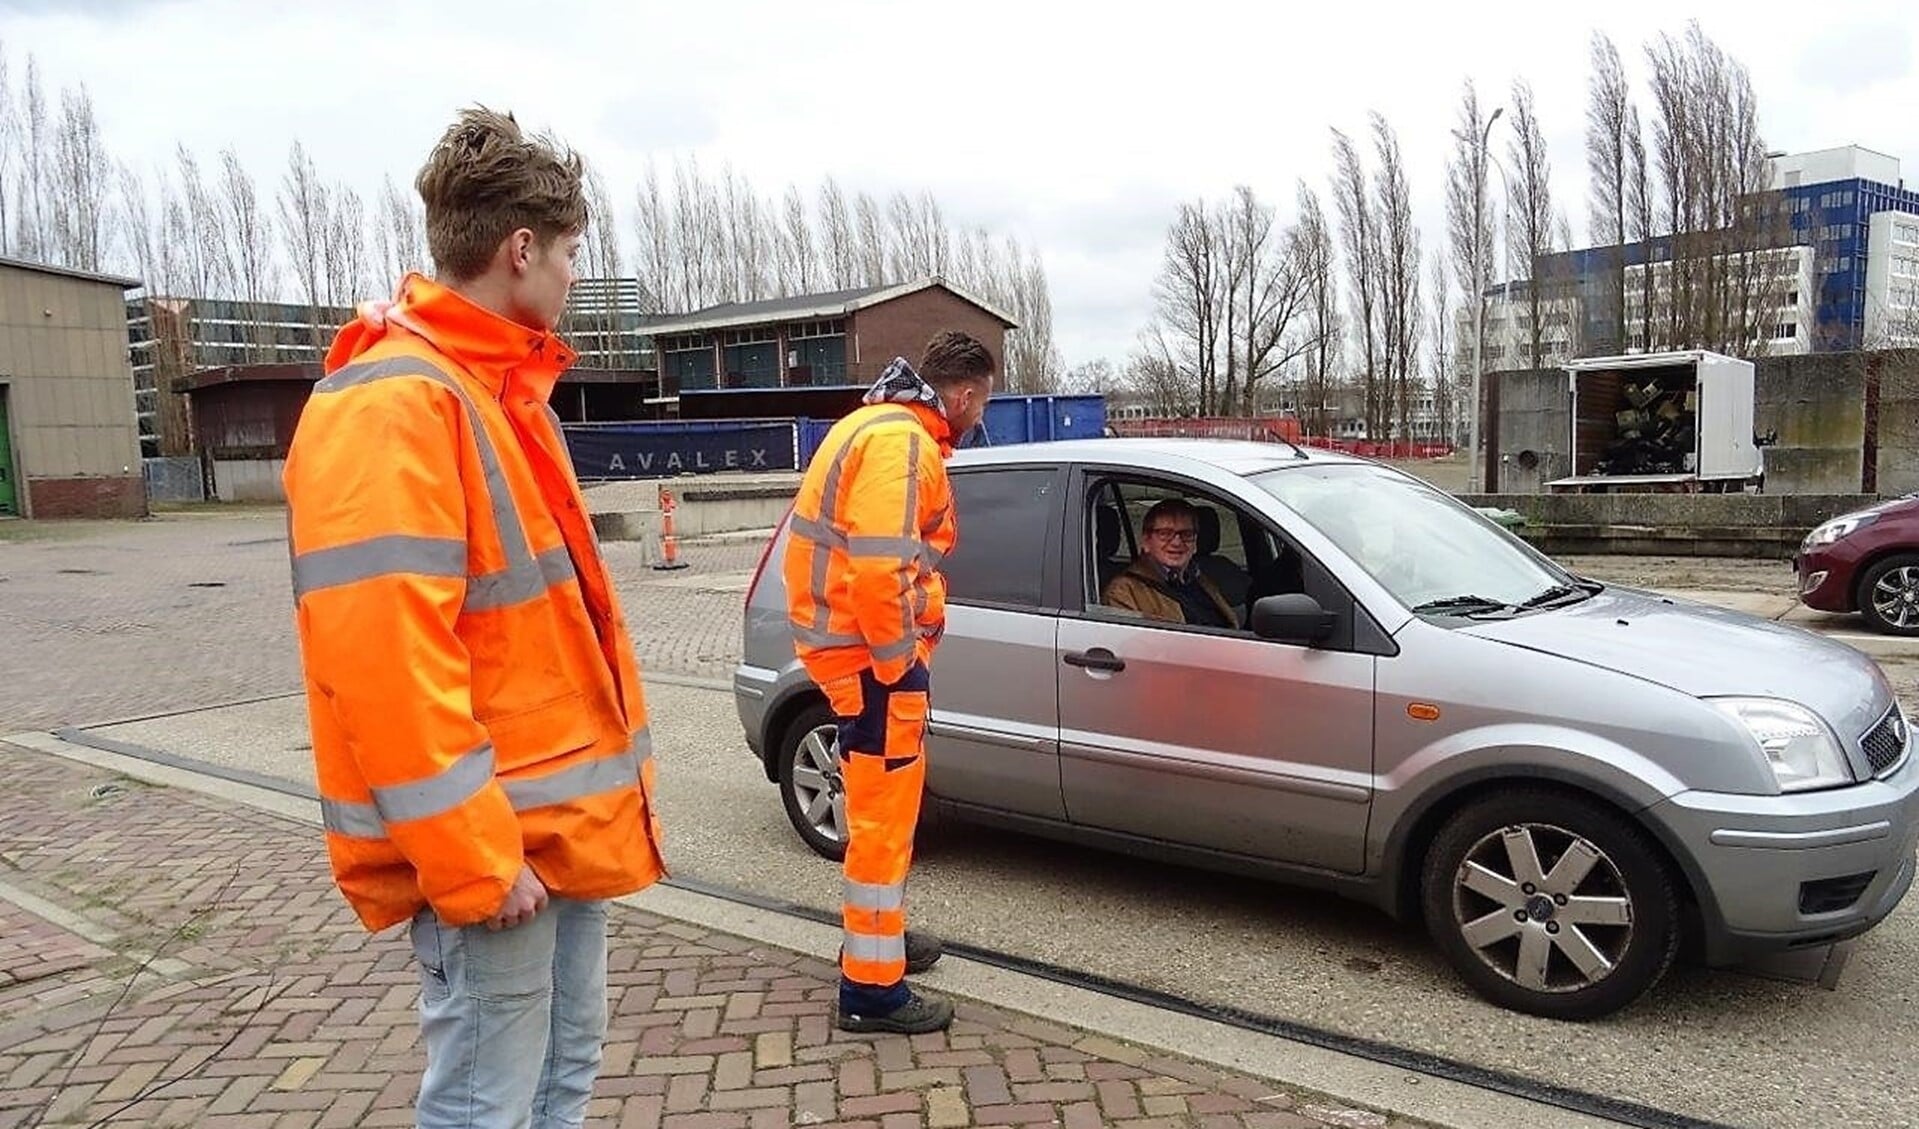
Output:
top-left (948, 437), bottom-right (1372, 477)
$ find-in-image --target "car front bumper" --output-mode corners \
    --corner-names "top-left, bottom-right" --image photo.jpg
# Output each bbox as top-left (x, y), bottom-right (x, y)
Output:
top-left (1647, 744), bottom-right (1919, 964)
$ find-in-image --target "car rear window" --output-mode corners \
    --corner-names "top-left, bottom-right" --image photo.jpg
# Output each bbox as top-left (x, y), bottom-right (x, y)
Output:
top-left (942, 468), bottom-right (1056, 609)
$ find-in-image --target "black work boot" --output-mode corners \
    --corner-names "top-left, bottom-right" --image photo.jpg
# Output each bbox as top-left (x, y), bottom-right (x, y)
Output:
top-left (837, 986), bottom-right (955, 1034)
top-left (904, 930), bottom-right (943, 974)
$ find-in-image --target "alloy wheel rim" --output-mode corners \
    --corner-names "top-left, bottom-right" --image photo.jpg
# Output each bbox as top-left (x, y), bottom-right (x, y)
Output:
top-left (1451, 822), bottom-right (1635, 994)
top-left (790, 724), bottom-right (846, 843)
top-left (1871, 568), bottom-right (1919, 629)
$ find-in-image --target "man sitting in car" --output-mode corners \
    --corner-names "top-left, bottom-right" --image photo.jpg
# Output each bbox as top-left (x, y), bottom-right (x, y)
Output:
top-left (1102, 498), bottom-right (1238, 628)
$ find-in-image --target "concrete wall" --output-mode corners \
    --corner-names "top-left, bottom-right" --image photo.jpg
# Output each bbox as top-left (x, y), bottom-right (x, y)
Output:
top-left (212, 458), bottom-right (286, 503)
top-left (1872, 349), bottom-right (1919, 496)
top-left (0, 263), bottom-right (145, 518)
top-left (1462, 492), bottom-right (1868, 558)
top-left (1488, 369), bottom-right (1571, 494)
top-left (1755, 353), bottom-right (1867, 495)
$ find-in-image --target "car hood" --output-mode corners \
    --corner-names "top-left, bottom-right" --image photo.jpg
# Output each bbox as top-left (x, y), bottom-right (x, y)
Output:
top-left (1462, 587), bottom-right (1891, 739)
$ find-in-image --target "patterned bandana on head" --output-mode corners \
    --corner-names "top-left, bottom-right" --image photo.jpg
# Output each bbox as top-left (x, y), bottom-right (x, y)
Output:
top-left (862, 356), bottom-right (945, 412)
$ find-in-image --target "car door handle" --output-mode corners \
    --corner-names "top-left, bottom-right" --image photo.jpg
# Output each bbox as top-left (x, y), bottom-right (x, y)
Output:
top-left (1062, 648), bottom-right (1125, 673)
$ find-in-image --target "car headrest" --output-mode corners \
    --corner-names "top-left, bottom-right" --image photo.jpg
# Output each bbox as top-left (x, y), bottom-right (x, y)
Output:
top-left (1194, 504), bottom-right (1222, 556)
top-left (1096, 505), bottom-right (1121, 557)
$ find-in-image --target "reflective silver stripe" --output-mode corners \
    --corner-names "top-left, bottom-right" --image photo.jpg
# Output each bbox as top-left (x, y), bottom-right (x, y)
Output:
top-left (899, 433), bottom-right (920, 656)
top-left (325, 728), bottom-right (652, 840)
top-left (466, 545), bottom-right (577, 611)
top-left (808, 410), bottom-right (918, 643)
top-left (845, 880), bottom-right (905, 911)
top-left (314, 356), bottom-right (547, 616)
top-left (789, 513), bottom-right (846, 548)
top-left (320, 796), bottom-right (386, 840)
top-left (795, 624), bottom-right (865, 649)
top-left (844, 535), bottom-right (921, 561)
top-left (291, 534), bottom-right (467, 600)
top-left (502, 748), bottom-right (639, 811)
top-left (871, 636), bottom-right (917, 663)
top-left (843, 932), bottom-right (907, 962)
top-left (371, 743), bottom-right (496, 824)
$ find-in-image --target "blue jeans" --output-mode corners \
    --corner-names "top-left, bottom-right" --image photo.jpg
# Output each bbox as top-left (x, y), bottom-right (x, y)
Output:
top-left (409, 897), bottom-right (609, 1129)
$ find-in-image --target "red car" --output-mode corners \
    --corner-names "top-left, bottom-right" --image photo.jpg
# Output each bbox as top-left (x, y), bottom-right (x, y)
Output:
top-left (1796, 495), bottom-right (1919, 634)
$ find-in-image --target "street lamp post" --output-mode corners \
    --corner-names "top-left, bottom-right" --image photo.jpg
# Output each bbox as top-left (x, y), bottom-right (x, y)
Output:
top-left (1464, 106), bottom-right (1503, 494)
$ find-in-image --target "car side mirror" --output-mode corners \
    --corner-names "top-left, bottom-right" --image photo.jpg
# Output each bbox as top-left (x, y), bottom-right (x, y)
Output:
top-left (1251, 593), bottom-right (1338, 645)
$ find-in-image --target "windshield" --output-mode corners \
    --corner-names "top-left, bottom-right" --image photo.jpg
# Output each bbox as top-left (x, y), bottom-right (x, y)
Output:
top-left (1251, 463), bottom-right (1576, 613)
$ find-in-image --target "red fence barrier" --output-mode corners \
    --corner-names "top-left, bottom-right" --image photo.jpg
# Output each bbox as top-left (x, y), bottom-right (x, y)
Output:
top-left (1108, 418), bottom-right (1454, 460)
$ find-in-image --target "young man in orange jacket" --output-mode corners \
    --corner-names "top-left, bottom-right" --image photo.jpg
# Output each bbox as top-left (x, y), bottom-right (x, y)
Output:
top-left (783, 332), bottom-right (995, 1033)
top-left (283, 107), bottom-right (665, 1128)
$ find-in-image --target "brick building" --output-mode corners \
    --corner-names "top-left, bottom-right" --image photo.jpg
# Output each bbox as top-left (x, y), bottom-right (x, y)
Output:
top-left (0, 257), bottom-right (146, 518)
top-left (643, 277), bottom-right (1015, 395)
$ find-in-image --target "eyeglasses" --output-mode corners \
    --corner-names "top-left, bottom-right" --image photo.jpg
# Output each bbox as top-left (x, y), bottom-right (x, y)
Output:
top-left (1147, 528), bottom-right (1198, 543)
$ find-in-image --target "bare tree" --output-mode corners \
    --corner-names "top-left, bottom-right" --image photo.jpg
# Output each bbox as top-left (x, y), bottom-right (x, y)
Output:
top-left (1508, 80), bottom-right (1555, 370)
top-left (671, 157), bottom-right (719, 309)
top-left (1428, 251), bottom-right (1454, 443)
top-left (1444, 81), bottom-right (1499, 468)
top-left (1644, 21), bottom-right (1782, 353)
top-left (1624, 104), bottom-right (1654, 351)
top-left (1152, 199), bottom-right (1224, 412)
top-left (1223, 185), bottom-right (1318, 416)
top-left (321, 183), bottom-right (368, 306)
top-left (576, 164), bottom-right (626, 364)
top-left (1373, 113), bottom-right (1422, 440)
top-left (1587, 32), bottom-right (1633, 354)
top-left (50, 84), bottom-right (112, 270)
top-left (375, 173), bottom-right (427, 285)
top-left (278, 141), bottom-right (328, 313)
top-left (817, 177), bottom-right (856, 290)
top-left (1296, 183), bottom-right (1341, 438)
top-left (778, 184), bottom-right (814, 296)
top-left (173, 144), bottom-right (233, 303)
top-left (219, 148), bottom-right (278, 359)
top-left (0, 46), bottom-right (14, 256)
top-left (1124, 326), bottom-right (1199, 417)
top-left (1330, 127), bottom-right (1382, 437)
top-left (14, 56), bottom-right (50, 259)
top-left (854, 192), bottom-right (885, 287)
top-left (1001, 241), bottom-right (1059, 394)
top-left (631, 160), bottom-right (674, 313)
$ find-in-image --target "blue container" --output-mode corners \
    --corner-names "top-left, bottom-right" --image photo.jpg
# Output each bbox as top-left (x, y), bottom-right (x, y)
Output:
top-left (963, 395), bottom-right (1105, 448)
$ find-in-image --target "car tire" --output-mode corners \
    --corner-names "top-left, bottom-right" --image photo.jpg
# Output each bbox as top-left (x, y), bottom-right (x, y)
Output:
top-left (1420, 789), bottom-right (1679, 1021)
top-left (777, 702), bottom-right (846, 861)
top-left (1857, 553), bottom-right (1919, 636)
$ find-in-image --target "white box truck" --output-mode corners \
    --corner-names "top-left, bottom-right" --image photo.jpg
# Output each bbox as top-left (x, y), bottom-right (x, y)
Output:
top-left (1545, 350), bottom-right (1765, 494)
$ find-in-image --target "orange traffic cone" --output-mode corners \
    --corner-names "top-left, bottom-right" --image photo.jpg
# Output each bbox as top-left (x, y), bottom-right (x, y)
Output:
top-left (653, 487), bottom-right (688, 570)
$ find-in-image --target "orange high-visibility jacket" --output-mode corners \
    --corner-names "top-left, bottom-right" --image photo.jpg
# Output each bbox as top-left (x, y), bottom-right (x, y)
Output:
top-left (784, 401), bottom-right (957, 689)
top-left (284, 273), bottom-right (665, 933)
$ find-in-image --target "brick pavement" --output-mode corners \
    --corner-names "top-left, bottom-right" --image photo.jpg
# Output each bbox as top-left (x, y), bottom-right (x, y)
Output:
top-left (0, 745), bottom-right (1423, 1129)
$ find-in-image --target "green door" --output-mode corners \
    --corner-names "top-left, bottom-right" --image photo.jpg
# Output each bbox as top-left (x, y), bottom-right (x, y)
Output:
top-left (0, 388), bottom-right (17, 516)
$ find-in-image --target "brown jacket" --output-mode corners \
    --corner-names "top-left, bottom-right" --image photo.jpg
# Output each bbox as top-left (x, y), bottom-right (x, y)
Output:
top-left (1102, 557), bottom-right (1237, 627)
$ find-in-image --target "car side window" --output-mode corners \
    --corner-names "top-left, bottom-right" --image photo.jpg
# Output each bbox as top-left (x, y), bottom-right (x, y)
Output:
top-left (1085, 477), bottom-right (1278, 633)
top-left (941, 468), bottom-right (1057, 609)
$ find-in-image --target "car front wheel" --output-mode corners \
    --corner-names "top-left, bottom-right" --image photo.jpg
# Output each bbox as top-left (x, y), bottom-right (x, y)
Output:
top-left (777, 702), bottom-right (846, 860)
top-left (1420, 790), bottom-right (1679, 1021)
top-left (1858, 553), bottom-right (1919, 636)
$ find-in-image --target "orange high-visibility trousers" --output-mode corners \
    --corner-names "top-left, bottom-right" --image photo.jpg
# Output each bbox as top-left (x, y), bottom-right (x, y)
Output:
top-left (826, 662), bottom-right (930, 987)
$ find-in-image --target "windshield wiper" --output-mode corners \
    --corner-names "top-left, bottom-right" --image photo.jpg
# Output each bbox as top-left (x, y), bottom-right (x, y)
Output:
top-left (1519, 583), bottom-right (1590, 609)
top-left (1412, 594), bottom-right (1516, 616)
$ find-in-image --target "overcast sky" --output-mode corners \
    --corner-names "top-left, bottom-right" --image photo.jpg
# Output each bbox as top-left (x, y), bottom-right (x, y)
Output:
top-left (2, 0), bottom-right (1914, 368)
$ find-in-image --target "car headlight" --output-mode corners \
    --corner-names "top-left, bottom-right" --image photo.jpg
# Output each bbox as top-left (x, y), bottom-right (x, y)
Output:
top-left (1806, 512), bottom-right (1879, 546)
top-left (1711, 698), bottom-right (1853, 792)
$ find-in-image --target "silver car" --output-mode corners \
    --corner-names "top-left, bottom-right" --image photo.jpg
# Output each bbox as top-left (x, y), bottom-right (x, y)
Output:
top-left (732, 439), bottom-right (1919, 1019)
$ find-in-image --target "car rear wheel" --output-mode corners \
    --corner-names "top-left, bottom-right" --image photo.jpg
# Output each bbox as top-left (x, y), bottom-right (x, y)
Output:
top-left (1421, 790), bottom-right (1679, 1021)
top-left (777, 702), bottom-right (846, 860)
top-left (1858, 553), bottom-right (1919, 636)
